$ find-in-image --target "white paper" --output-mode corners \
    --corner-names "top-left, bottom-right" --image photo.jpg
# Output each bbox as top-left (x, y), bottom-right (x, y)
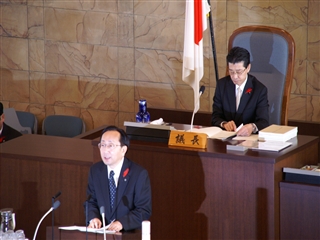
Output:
top-left (189, 126), bottom-right (236, 140)
top-left (238, 140), bottom-right (292, 152)
top-left (59, 225), bottom-right (115, 234)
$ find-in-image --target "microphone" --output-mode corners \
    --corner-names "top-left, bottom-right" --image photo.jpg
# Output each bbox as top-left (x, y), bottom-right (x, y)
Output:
top-left (52, 191), bottom-right (61, 200)
top-left (85, 194), bottom-right (91, 240)
top-left (190, 85), bottom-right (206, 130)
top-left (33, 200), bottom-right (60, 240)
top-left (199, 85), bottom-right (205, 96)
top-left (100, 206), bottom-right (106, 240)
top-left (51, 191), bottom-right (61, 240)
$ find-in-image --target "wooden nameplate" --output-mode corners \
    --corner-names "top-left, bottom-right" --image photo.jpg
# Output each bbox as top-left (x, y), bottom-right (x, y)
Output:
top-left (168, 130), bottom-right (207, 149)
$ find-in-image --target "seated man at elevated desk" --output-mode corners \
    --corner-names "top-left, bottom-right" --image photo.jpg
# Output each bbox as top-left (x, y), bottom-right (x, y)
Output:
top-left (85, 126), bottom-right (152, 232)
top-left (212, 47), bottom-right (269, 136)
top-left (0, 102), bottom-right (22, 143)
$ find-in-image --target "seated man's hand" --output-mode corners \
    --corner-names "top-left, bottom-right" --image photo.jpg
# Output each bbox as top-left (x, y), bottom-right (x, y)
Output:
top-left (107, 220), bottom-right (123, 232)
top-left (223, 121), bottom-right (237, 132)
top-left (236, 123), bottom-right (253, 136)
top-left (88, 218), bottom-right (102, 229)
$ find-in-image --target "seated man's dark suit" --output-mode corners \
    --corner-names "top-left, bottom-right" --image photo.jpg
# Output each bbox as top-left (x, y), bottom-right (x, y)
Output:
top-left (212, 74), bottom-right (269, 131)
top-left (0, 122), bottom-right (22, 143)
top-left (86, 157), bottom-right (152, 231)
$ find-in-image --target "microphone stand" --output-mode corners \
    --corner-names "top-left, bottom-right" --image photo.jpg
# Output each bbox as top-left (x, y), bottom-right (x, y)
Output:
top-left (33, 201), bottom-right (60, 240)
top-left (51, 191), bottom-right (61, 240)
top-left (85, 194), bottom-right (91, 240)
top-left (100, 206), bottom-right (106, 240)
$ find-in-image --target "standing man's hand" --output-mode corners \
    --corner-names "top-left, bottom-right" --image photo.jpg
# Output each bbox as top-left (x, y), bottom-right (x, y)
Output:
top-left (222, 121), bottom-right (237, 132)
top-left (107, 220), bottom-right (123, 232)
top-left (88, 218), bottom-right (102, 228)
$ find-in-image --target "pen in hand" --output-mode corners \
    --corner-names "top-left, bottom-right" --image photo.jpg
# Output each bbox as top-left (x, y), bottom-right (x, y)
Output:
top-left (236, 123), bottom-right (243, 133)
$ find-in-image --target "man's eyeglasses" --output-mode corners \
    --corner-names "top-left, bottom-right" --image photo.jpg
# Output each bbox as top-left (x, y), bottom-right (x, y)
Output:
top-left (98, 143), bottom-right (121, 150)
top-left (228, 68), bottom-right (247, 76)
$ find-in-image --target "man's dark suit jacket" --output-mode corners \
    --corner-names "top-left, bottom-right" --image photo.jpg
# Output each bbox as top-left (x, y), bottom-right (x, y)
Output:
top-left (211, 74), bottom-right (269, 131)
top-left (86, 157), bottom-right (152, 231)
top-left (0, 122), bottom-right (22, 143)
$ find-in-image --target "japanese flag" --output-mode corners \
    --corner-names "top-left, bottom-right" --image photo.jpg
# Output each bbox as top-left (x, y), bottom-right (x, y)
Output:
top-left (182, 0), bottom-right (210, 113)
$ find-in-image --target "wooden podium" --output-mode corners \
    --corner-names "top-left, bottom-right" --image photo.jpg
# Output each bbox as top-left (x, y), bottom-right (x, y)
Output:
top-left (46, 226), bottom-right (141, 240)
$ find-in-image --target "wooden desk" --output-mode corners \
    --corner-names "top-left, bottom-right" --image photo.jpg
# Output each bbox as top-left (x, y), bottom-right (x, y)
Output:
top-left (0, 134), bottom-right (93, 240)
top-left (280, 182), bottom-right (320, 239)
top-left (46, 226), bottom-right (141, 240)
top-left (92, 135), bottom-right (319, 240)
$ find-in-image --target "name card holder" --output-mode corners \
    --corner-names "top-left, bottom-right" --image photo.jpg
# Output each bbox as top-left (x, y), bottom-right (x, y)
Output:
top-left (168, 130), bottom-right (207, 149)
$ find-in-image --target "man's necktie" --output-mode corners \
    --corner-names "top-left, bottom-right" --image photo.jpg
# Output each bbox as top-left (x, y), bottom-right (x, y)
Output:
top-left (236, 87), bottom-right (242, 111)
top-left (109, 170), bottom-right (116, 209)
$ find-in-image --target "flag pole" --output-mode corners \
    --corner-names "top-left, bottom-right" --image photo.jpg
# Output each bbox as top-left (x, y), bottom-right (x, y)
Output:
top-left (207, 0), bottom-right (219, 82)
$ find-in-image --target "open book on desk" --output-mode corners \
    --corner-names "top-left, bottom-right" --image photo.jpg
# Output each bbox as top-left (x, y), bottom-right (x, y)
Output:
top-left (189, 126), bottom-right (238, 140)
top-left (59, 225), bottom-right (115, 234)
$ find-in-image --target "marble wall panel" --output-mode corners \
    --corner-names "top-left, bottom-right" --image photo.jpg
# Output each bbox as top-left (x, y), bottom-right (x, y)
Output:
top-left (118, 14), bottom-right (134, 47)
top-left (307, 26), bottom-right (320, 61)
top-left (28, 6), bottom-right (44, 39)
top-left (30, 71), bottom-right (46, 104)
top-left (211, 20), bottom-right (227, 55)
top-left (227, 1), bottom-right (272, 24)
top-left (175, 84), bottom-right (210, 112)
top-left (289, 25), bottom-right (307, 60)
top-left (7, 102), bottom-right (30, 114)
top-left (119, 0), bottom-right (133, 14)
top-left (119, 80), bottom-right (135, 112)
top-left (0, 5), bottom-right (28, 37)
top-left (307, 61), bottom-right (320, 95)
top-left (0, 37), bottom-right (28, 70)
top-left (44, 0), bottom-right (96, 11)
top-left (78, 76), bottom-right (118, 111)
top-left (307, 95), bottom-right (320, 122)
top-left (134, 82), bottom-right (177, 110)
top-left (84, 108), bottom-right (119, 130)
top-left (308, 0), bottom-right (320, 25)
top-left (0, 0), bottom-right (319, 125)
top-left (288, 95), bottom-right (307, 120)
top-left (29, 39), bottom-right (45, 72)
top-left (45, 41), bottom-right (118, 78)
top-left (118, 112), bottom-right (135, 129)
top-left (135, 15), bottom-right (184, 51)
top-left (45, 73), bottom-right (85, 107)
top-left (45, 8), bottom-right (85, 42)
top-left (291, 60), bottom-right (307, 94)
top-left (210, 0), bottom-right (227, 21)
top-left (45, 104), bottom-right (82, 117)
top-left (134, 1), bottom-right (185, 17)
top-left (1, 70), bottom-right (29, 102)
top-left (28, 0), bottom-right (43, 7)
top-left (135, 49), bottom-right (182, 84)
top-left (77, 12), bottom-right (118, 46)
top-left (119, 47), bottom-right (134, 80)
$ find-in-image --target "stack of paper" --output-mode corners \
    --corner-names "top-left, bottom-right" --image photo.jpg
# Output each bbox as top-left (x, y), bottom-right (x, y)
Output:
top-left (237, 140), bottom-right (292, 152)
top-left (259, 124), bottom-right (298, 142)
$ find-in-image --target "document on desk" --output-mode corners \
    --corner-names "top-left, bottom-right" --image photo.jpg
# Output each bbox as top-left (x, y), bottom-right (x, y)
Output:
top-left (233, 134), bottom-right (259, 141)
top-left (189, 126), bottom-right (237, 140)
top-left (59, 225), bottom-right (115, 234)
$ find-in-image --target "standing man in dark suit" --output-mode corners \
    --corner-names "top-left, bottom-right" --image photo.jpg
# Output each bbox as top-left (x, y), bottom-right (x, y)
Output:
top-left (86, 125), bottom-right (152, 232)
top-left (211, 47), bottom-right (269, 136)
top-left (0, 102), bottom-right (22, 143)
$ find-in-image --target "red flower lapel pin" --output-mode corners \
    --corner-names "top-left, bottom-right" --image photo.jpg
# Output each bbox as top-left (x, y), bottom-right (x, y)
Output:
top-left (245, 88), bottom-right (252, 94)
top-left (123, 168), bottom-right (129, 178)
